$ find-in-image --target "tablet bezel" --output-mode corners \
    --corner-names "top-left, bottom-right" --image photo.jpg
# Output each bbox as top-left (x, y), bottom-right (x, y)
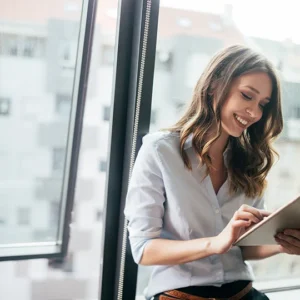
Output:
top-left (234, 195), bottom-right (300, 246)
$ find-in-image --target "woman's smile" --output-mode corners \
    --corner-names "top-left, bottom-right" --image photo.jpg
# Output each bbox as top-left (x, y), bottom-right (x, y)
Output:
top-left (233, 113), bottom-right (249, 129)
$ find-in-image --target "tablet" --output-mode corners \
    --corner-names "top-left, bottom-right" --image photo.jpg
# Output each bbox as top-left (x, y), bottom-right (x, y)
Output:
top-left (234, 195), bottom-right (300, 246)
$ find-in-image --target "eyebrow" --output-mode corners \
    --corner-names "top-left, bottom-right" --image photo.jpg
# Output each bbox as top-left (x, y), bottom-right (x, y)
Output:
top-left (244, 85), bottom-right (271, 101)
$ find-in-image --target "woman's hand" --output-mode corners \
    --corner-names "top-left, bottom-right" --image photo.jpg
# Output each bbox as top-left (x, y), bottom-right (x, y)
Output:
top-left (211, 204), bottom-right (270, 254)
top-left (275, 229), bottom-right (300, 255)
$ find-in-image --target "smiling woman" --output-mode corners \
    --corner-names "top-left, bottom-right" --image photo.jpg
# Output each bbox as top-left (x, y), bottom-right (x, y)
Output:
top-left (168, 45), bottom-right (282, 198)
top-left (124, 45), bottom-right (291, 300)
top-left (222, 72), bottom-right (272, 137)
top-left (121, 1), bottom-right (300, 299)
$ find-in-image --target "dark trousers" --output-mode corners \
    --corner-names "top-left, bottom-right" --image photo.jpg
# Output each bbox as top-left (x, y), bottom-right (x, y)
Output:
top-left (153, 281), bottom-right (269, 300)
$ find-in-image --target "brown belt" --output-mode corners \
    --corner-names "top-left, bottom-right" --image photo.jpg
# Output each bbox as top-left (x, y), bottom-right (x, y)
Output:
top-left (158, 282), bottom-right (252, 300)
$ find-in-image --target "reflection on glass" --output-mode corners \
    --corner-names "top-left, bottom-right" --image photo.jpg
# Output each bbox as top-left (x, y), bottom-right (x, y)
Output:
top-left (0, 0), bottom-right (119, 299)
top-left (0, 3), bottom-right (82, 245)
top-left (136, 1), bottom-right (300, 298)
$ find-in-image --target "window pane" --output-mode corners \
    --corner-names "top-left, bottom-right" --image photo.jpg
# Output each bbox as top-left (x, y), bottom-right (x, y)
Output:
top-left (0, 0), bottom-right (84, 249)
top-left (135, 1), bottom-right (300, 297)
top-left (0, 98), bottom-right (11, 115)
top-left (102, 105), bottom-right (110, 121)
top-left (55, 94), bottom-right (72, 116)
top-left (0, 0), bottom-right (118, 299)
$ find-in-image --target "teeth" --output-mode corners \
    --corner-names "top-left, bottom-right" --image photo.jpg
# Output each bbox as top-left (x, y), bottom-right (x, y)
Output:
top-left (234, 114), bottom-right (248, 126)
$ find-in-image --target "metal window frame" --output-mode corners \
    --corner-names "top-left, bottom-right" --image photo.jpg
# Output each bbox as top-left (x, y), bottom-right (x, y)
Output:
top-left (0, 0), bottom-right (97, 261)
top-left (99, 0), bottom-right (159, 299)
top-left (60, 0), bottom-right (99, 258)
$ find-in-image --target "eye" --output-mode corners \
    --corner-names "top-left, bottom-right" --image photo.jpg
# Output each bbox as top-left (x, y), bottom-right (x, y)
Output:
top-left (259, 102), bottom-right (269, 110)
top-left (241, 92), bottom-right (252, 100)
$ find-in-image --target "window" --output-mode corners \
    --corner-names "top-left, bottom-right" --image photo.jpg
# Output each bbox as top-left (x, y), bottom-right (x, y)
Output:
top-left (0, 33), bottom-right (45, 58)
top-left (55, 94), bottom-right (72, 116)
top-left (2, 34), bottom-right (19, 56)
top-left (23, 37), bottom-right (35, 57)
top-left (49, 201), bottom-right (60, 228)
top-left (59, 41), bottom-right (77, 69)
top-left (0, 98), bottom-right (11, 115)
top-left (0, 208), bottom-right (7, 225)
top-left (63, 45), bottom-right (71, 61)
top-left (9, 35), bottom-right (18, 56)
top-left (52, 148), bottom-right (65, 172)
top-left (103, 105), bottom-right (110, 121)
top-left (0, 0), bottom-right (118, 299)
top-left (99, 160), bottom-right (107, 172)
top-left (24, 36), bottom-right (45, 58)
top-left (17, 207), bottom-right (30, 226)
top-left (209, 22), bottom-right (222, 31)
top-left (291, 106), bottom-right (300, 119)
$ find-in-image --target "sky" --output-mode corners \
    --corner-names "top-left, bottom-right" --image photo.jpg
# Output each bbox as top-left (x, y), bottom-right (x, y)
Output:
top-left (160, 0), bottom-right (300, 44)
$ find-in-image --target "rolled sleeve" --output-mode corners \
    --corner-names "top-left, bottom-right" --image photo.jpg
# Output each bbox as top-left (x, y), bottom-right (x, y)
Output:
top-left (124, 135), bottom-right (166, 264)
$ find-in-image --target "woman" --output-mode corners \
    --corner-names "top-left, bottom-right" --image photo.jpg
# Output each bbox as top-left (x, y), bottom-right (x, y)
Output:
top-left (124, 45), bottom-right (300, 300)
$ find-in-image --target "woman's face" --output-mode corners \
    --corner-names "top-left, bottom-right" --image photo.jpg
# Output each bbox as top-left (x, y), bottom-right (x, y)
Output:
top-left (220, 72), bottom-right (272, 137)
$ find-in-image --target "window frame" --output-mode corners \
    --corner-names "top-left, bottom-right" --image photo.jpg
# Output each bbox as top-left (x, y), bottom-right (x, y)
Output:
top-left (0, 0), bottom-right (97, 261)
top-left (99, 0), bottom-right (159, 299)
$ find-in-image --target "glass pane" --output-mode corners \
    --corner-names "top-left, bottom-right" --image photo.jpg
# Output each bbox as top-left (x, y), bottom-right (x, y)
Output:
top-left (136, 0), bottom-right (300, 298)
top-left (0, 0), bottom-right (84, 249)
top-left (0, 0), bottom-right (118, 298)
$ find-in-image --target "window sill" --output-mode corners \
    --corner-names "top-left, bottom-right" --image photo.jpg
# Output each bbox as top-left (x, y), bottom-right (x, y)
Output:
top-left (254, 277), bottom-right (300, 294)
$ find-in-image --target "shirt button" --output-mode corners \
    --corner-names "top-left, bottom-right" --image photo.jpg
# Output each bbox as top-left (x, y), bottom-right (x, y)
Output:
top-left (215, 209), bottom-right (220, 214)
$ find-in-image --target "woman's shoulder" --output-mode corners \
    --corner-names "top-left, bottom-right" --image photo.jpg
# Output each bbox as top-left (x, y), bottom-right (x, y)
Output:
top-left (142, 131), bottom-right (180, 150)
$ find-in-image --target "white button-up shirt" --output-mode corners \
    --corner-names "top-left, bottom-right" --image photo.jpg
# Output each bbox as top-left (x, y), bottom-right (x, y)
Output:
top-left (124, 131), bottom-right (264, 299)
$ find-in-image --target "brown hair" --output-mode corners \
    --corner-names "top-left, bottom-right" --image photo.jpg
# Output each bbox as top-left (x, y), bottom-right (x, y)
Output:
top-left (167, 45), bottom-right (283, 198)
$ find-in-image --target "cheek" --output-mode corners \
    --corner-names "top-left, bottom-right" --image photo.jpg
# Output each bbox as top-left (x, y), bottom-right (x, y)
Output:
top-left (220, 102), bottom-right (234, 120)
top-left (221, 96), bottom-right (237, 115)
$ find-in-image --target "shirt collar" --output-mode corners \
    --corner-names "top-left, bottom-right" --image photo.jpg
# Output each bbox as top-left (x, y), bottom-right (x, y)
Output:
top-left (183, 133), bottom-right (193, 150)
top-left (183, 133), bottom-right (231, 159)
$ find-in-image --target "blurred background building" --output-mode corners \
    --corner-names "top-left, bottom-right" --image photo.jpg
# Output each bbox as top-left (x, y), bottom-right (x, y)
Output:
top-left (0, 0), bottom-right (300, 299)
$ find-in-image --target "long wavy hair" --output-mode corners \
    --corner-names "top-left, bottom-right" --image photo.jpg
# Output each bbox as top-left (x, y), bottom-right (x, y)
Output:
top-left (167, 45), bottom-right (283, 198)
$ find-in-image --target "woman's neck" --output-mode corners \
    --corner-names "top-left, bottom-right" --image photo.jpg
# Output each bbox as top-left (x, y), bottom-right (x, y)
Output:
top-left (207, 128), bottom-right (229, 160)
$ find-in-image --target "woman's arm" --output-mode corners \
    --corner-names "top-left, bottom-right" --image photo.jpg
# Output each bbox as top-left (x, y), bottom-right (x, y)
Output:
top-left (140, 237), bottom-right (216, 265)
top-left (241, 245), bottom-right (282, 260)
top-left (140, 204), bottom-right (267, 266)
top-left (141, 239), bottom-right (283, 266)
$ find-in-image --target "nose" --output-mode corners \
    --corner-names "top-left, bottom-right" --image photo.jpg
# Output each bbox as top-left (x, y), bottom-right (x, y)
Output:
top-left (246, 104), bottom-right (262, 121)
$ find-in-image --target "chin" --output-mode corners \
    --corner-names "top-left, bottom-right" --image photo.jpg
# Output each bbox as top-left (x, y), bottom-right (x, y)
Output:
top-left (228, 131), bottom-right (243, 138)
top-left (222, 126), bottom-right (244, 138)
top-left (222, 122), bottom-right (246, 138)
